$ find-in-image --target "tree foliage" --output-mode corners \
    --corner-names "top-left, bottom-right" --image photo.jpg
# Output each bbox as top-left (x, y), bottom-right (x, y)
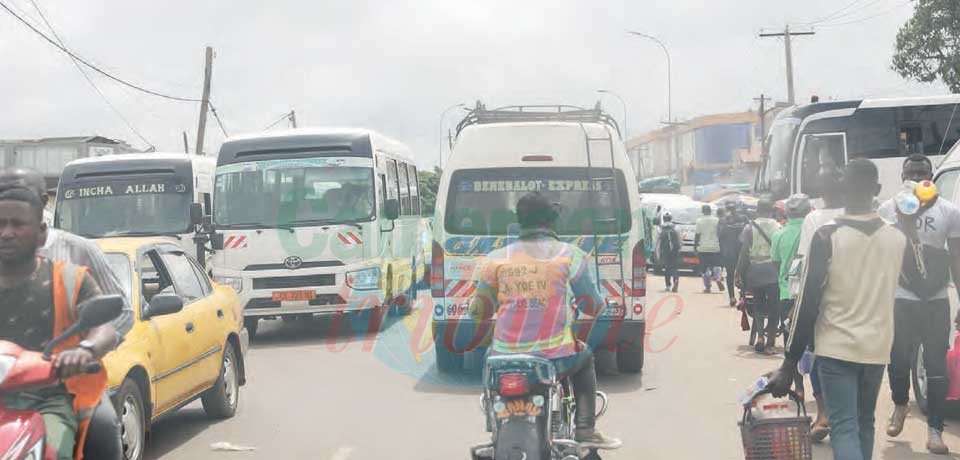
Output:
top-left (892, 0), bottom-right (960, 93)
top-left (417, 166), bottom-right (442, 217)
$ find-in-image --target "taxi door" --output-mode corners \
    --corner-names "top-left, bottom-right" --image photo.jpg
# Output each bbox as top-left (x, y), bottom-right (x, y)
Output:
top-left (158, 250), bottom-right (224, 392)
top-left (140, 249), bottom-right (202, 414)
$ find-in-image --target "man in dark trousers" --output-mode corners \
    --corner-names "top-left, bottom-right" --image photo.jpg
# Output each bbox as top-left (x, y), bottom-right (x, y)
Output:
top-left (879, 154), bottom-right (960, 454)
top-left (719, 202), bottom-right (746, 306)
top-left (658, 212), bottom-right (681, 292)
top-left (771, 159), bottom-right (907, 460)
top-left (736, 199), bottom-right (782, 354)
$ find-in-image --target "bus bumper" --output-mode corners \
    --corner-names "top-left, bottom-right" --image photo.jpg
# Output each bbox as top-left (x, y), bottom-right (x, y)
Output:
top-left (431, 317), bottom-right (646, 354)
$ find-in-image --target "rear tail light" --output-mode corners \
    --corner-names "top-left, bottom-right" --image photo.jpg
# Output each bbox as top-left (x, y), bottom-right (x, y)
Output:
top-left (631, 241), bottom-right (647, 298)
top-left (431, 240), bottom-right (445, 298)
top-left (498, 373), bottom-right (530, 396)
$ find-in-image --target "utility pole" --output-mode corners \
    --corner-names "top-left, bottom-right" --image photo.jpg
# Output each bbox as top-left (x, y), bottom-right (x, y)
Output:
top-left (289, 110), bottom-right (297, 128)
top-left (182, 131), bottom-right (189, 153)
top-left (753, 94), bottom-right (773, 141)
top-left (194, 46), bottom-right (214, 155)
top-left (759, 25), bottom-right (814, 105)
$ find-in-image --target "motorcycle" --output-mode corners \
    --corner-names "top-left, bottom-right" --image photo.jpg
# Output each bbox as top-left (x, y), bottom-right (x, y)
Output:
top-left (470, 353), bottom-right (608, 460)
top-left (0, 294), bottom-right (123, 460)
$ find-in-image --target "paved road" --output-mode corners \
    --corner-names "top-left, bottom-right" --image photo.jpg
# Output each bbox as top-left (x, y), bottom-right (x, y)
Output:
top-left (146, 279), bottom-right (959, 459)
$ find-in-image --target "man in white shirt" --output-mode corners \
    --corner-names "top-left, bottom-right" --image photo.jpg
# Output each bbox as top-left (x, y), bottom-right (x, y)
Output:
top-left (879, 154), bottom-right (960, 454)
top-left (694, 204), bottom-right (722, 293)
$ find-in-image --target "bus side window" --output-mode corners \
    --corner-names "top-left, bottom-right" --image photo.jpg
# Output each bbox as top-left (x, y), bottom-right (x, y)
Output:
top-left (385, 158), bottom-right (400, 203)
top-left (799, 134), bottom-right (846, 197)
top-left (407, 164), bottom-right (420, 215)
top-left (397, 161), bottom-right (411, 215)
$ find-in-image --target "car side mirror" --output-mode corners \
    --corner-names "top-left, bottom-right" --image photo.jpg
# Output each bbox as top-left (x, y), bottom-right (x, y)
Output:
top-left (145, 293), bottom-right (184, 319)
top-left (190, 203), bottom-right (203, 226)
top-left (384, 198), bottom-right (400, 220)
top-left (210, 232), bottom-right (225, 250)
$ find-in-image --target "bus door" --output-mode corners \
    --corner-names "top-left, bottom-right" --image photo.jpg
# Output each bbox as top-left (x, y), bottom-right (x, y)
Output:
top-left (795, 133), bottom-right (847, 197)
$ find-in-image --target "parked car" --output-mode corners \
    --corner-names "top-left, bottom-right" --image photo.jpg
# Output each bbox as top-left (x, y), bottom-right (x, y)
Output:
top-left (645, 198), bottom-right (711, 272)
top-left (98, 237), bottom-right (248, 460)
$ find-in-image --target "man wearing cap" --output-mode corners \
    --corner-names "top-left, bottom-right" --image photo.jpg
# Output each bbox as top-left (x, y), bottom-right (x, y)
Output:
top-left (737, 198), bottom-right (782, 354)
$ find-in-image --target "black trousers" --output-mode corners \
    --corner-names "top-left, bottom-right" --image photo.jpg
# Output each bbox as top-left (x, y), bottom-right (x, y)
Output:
top-left (663, 258), bottom-right (679, 289)
top-left (752, 284), bottom-right (781, 347)
top-left (554, 350), bottom-right (598, 431)
top-left (887, 297), bottom-right (951, 430)
top-left (83, 398), bottom-right (123, 460)
top-left (723, 258), bottom-right (738, 300)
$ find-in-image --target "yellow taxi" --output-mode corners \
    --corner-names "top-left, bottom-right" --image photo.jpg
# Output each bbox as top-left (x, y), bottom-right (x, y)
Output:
top-left (97, 237), bottom-right (248, 460)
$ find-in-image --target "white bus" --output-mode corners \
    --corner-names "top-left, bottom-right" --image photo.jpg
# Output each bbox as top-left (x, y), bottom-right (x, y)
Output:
top-left (209, 129), bottom-right (425, 337)
top-left (756, 95), bottom-right (960, 201)
top-left (55, 153), bottom-right (215, 263)
top-left (431, 103), bottom-right (648, 374)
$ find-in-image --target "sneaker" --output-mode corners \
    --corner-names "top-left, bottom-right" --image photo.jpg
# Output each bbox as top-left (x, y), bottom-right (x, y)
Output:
top-left (718, 282), bottom-right (725, 292)
top-left (730, 298), bottom-right (737, 307)
top-left (928, 427), bottom-right (949, 455)
top-left (763, 344), bottom-right (777, 355)
top-left (886, 405), bottom-right (909, 437)
top-left (575, 429), bottom-right (622, 450)
top-left (671, 285), bottom-right (679, 293)
top-left (702, 288), bottom-right (711, 293)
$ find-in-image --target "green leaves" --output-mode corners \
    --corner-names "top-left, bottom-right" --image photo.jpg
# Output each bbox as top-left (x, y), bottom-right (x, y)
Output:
top-left (892, 0), bottom-right (960, 92)
top-left (417, 166), bottom-right (442, 216)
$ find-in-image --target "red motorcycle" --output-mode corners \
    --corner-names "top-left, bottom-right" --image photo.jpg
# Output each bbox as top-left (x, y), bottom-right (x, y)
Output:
top-left (0, 295), bottom-right (121, 460)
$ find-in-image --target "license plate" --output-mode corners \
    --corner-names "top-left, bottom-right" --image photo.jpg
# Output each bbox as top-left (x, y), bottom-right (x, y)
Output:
top-left (272, 290), bottom-right (317, 302)
top-left (601, 306), bottom-right (626, 318)
top-left (683, 256), bottom-right (699, 264)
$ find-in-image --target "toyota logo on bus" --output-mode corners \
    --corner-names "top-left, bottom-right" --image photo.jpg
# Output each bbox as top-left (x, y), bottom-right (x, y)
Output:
top-left (283, 256), bottom-right (303, 270)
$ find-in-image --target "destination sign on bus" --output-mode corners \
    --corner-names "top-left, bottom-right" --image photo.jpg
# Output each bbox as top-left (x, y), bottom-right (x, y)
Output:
top-left (460, 179), bottom-right (612, 193)
top-left (61, 180), bottom-right (189, 200)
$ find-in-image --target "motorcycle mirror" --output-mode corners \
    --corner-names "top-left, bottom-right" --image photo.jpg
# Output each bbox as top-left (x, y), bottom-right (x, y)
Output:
top-left (43, 294), bottom-right (123, 358)
top-left (189, 203), bottom-right (203, 226)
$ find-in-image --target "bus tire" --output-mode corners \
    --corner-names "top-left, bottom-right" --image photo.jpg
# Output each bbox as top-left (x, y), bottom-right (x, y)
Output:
top-left (244, 317), bottom-right (259, 340)
top-left (435, 341), bottom-right (463, 373)
top-left (617, 339), bottom-right (644, 374)
top-left (392, 258), bottom-right (416, 316)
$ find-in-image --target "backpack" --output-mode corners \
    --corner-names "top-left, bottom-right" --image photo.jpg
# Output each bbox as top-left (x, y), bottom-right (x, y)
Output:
top-left (898, 198), bottom-right (951, 299)
top-left (659, 226), bottom-right (680, 257)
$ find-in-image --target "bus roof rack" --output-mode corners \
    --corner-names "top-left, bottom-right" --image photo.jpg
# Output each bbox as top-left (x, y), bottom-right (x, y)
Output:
top-left (454, 101), bottom-right (622, 138)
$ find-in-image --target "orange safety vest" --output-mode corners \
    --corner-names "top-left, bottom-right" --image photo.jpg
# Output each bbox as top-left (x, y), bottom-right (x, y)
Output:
top-left (51, 260), bottom-right (108, 460)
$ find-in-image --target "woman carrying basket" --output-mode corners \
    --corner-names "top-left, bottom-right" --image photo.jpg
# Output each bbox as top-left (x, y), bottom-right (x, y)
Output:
top-left (769, 159), bottom-right (907, 460)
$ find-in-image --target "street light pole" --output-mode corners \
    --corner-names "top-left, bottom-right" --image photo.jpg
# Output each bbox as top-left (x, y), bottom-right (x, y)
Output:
top-left (438, 103), bottom-right (466, 170)
top-left (597, 89), bottom-right (627, 141)
top-left (626, 31), bottom-right (672, 124)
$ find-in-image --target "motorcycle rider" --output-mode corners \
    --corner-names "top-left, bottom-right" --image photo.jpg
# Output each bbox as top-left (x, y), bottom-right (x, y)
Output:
top-left (0, 183), bottom-right (118, 459)
top-left (0, 168), bottom-right (129, 460)
top-left (469, 192), bottom-right (621, 449)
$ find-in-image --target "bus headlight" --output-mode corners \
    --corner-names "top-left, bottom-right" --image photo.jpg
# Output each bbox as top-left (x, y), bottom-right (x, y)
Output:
top-left (214, 276), bottom-right (243, 293)
top-left (346, 267), bottom-right (380, 291)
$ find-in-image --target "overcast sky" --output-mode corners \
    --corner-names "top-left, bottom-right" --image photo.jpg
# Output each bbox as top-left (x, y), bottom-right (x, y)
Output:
top-left (0, 0), bottom-right (945, 168)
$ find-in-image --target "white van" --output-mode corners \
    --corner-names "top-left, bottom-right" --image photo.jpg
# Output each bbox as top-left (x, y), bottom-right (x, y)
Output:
top-left (430, 103), bottom-right (648, 373)
top-left (209, 129), bottom-right (425, 337)
top-left (55, 153), bottom-right (215, 263)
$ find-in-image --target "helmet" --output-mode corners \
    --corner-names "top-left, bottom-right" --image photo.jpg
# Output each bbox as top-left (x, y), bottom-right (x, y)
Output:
top-left (784, 193), bottom-right (811, 218)
top-left (662, 212), bottom-right (673, 222)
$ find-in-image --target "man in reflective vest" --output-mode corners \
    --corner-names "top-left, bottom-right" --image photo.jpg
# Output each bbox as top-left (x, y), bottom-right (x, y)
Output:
top-left (0, 185), bottom-right (118, 459)
top-left (736, 198), bottom-right (782, 354)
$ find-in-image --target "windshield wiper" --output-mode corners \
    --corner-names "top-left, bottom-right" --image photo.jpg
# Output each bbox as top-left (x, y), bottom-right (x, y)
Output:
top-left (103, 231), bottom-right (183, 240)
top-left (293, 219), bottom-right (363, 230)
top-left (223, 222), bottom-right (295, 233)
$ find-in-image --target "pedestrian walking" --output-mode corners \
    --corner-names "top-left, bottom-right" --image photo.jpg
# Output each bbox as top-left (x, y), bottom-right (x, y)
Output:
top-left (771, 158), bottom-right (907, 460)
top-left (879, 154), bottom-right (960, 455)
top-left (719, 202), bottom-right (746, 306)
top-left (770, 194), bottom-right (810, 395)
top-left (736, 198), bottom-right (782, 354)
top-left (795, 154), bottom-right (846, 442)
top-left (657, 212), bottom-right (681, 292)
top-left (695, 204), bottom-right (723, 293)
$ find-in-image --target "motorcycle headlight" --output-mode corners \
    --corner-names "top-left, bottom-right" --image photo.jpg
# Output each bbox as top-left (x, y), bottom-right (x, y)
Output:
top-left (214, 276), bottom-right (243, 293)
top-left (345, 267), bottom-right (380, 290)
top-left (0, 354), bottom-right (16, 385)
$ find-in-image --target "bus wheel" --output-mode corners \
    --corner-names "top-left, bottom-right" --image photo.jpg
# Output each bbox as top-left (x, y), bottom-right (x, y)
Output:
top-left (244, 317), bottom-right (259, 340)
top-left (392, 258), bottom-right (416, 317)
top-left (435, 341), bottom-right (463, 373)
top-left (617, 338), bottom-right (644, 374)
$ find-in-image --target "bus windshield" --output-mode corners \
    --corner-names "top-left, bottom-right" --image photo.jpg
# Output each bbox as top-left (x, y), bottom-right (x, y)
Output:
top-left (444, 167), bottom-right (631, 235)
top-left (214, 157), bottom-right (375, 228)
top-left (56, 178), bottom-right (193, 238)
top-left (763, 118), bottom-right (799, 198)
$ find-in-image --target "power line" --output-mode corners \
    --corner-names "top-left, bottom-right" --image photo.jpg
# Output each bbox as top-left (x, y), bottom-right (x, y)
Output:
top-left (263, 112), bottom-right (291, 130)
top-left (816, 0), bottom-right (913, 28)
top-left (0, 0), bottom-right (201, 102)
top-left (803, 0), bottom-right (867, 25)
top-left (26, 0), bottom-right (155, 150)
top-left (209, 101), bottom-right (229, 138)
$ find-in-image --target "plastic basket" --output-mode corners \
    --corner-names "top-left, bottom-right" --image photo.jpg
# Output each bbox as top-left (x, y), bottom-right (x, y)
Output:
top-left (739, 390), bottom-right (812, 460)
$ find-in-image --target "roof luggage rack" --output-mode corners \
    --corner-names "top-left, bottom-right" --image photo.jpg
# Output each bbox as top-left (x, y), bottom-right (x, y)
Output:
top-left (454, 101), bottom-right (622, 138)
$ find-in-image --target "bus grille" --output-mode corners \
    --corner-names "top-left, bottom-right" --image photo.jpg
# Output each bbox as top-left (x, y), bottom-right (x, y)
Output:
top-left (252, 274), bottom-right (336, 290)
top-left (245, 294), bottom-right (346, 310)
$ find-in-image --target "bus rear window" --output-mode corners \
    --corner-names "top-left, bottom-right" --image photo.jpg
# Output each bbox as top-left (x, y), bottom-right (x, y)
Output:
top-left (444, 167), bottom-right (631, 236)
